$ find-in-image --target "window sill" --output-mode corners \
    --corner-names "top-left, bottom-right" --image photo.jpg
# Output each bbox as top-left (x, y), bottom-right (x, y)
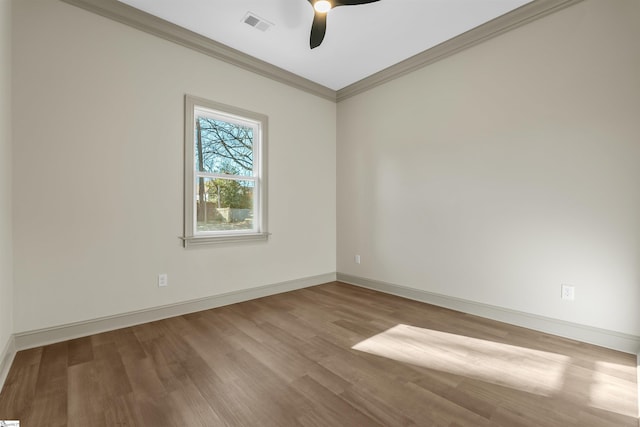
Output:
top-left (180, 232), bottom-right (269, 248)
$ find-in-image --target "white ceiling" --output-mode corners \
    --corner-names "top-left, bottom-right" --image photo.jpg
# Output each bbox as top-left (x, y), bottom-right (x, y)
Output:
top-left (117, 0), bottom-right (533, 91)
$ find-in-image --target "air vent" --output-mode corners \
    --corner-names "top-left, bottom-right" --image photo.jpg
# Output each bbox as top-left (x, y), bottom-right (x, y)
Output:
top-left (242, 12), bottom-right (273, 32)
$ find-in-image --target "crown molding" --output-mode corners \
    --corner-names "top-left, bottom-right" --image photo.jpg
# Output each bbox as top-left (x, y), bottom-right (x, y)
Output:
top-left (336, 0), bottom-right (585, 101)
top-left (59, 0), bottom-right (337, 102)
top-left (60, 0), bottom-right (583, 103)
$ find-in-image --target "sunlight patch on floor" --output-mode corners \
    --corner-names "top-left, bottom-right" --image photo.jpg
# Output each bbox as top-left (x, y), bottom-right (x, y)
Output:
top-left (352, 324), bottom-right (569, 397)
top-left (590, 362), bottom-right (638, 417)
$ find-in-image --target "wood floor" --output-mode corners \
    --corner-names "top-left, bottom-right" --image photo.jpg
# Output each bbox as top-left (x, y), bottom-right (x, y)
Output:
top-left (0, 282), bottom-right (637, 426)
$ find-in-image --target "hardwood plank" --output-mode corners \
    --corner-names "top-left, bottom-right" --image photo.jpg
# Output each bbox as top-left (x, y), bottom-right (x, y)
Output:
top-left (134, 392), bottom-right (176, 426)
top-left (0, 362), bottom-right (40, 419)
top-left (92, 343), bottom-right (133, 398)
top-left (338, 385), bottom-right (417, 426)
top-left (134, 338), bottom-right (188, 393)
top-left (165, 380), bottom-right (228, 427)
top-left (0, 282), bottom-right (637, 426)
top-left (121, 356), bottom-right (167, 399)
top-left (291, 375), bottom-right (382, 427)
top-left (0, 347), bottom-right (42, 413)
top-left (67, 362), bottom-right (106, 427)
top-left (184, 362), bottom-right (260, 426)
top-left (24, 342), bottom-right (68, 427)
top-left (102, 393), bottom-right (146, 427)
top-left (112, 329), bottom-right (147, 361)
top-left (67, 336), bottom-right (94, 367)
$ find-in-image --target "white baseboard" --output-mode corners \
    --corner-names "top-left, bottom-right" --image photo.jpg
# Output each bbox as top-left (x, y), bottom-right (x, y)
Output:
top-left (14, 272), bottom-right (336, 351)
top-left (0, 335), bottom-right (16, 393)
top-left (337, 273), bottom-right (640, 355)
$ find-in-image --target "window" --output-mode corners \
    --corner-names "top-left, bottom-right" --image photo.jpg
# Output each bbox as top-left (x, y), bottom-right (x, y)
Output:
top-left (182, 95), bottom-right (268, 247)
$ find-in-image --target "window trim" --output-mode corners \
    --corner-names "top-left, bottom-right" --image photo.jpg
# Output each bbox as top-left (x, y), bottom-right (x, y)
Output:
top-left (182, 95), bottom-right (268, 247)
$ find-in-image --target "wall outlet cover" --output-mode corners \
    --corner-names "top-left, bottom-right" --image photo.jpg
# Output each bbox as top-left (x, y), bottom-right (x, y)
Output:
top-left (561, 284), bottom-right (575, 301)
top-left (158, 274), bottom-right (168, 287)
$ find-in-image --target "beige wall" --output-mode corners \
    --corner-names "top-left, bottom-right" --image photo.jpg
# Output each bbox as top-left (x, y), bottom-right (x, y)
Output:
top-left (8, 0), bottom-right (639, 340)
top-left (12, 0), bottom-right (336, 332)
top-left (337, 0), bottom-right (640, 336)
top-left (0, 0), bottom-right (13, 353)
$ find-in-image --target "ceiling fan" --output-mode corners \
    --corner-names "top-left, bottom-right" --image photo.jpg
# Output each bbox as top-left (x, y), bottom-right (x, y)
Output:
top-left (307, 0), bottom-right (380, 49)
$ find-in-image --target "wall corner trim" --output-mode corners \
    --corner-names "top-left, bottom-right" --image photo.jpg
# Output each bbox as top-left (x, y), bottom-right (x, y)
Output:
top-left (13, 272), bottom-right (337, 352)
top-left (0, 335), bottom-right (16, 393)
top-left (337, 273), bottom-right (640, 355)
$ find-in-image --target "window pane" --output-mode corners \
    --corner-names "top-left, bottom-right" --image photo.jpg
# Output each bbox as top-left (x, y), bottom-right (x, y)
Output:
top-left (196, 177), bottom-right (255, 232)
top-left (194, 116), bottom-right (254, 176)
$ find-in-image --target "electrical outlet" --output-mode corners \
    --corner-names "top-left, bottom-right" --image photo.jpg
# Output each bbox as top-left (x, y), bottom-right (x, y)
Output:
top-left (158, 273), bottom-right (168, 287)
top-left (354, 255), bottom-right (361, 264)
top-left (561, 284), bottom-right (575, 301)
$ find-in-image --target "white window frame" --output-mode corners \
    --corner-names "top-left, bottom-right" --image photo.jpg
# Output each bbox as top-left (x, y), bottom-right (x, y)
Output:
top-left (182, 95), bottom-right (268, 247)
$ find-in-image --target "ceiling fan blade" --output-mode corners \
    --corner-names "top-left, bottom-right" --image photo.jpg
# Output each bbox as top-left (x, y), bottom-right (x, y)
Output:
top-left (334, 0), bottom-right (380, 6)
top-left (307, 0), bottom-right (379, 49)
top-left (310, 12), bottom-right (327, 49)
